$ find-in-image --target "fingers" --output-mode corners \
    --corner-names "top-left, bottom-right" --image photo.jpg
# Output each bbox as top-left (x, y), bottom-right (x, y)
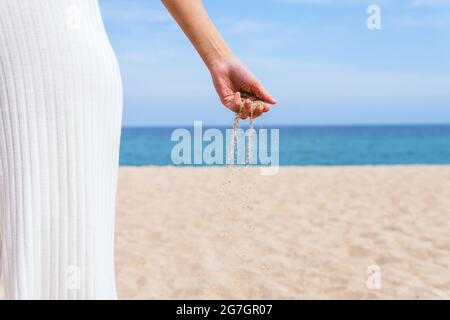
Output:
top-left (227, 91), bottom-right (273, 120)
top-left (239, 99), bottom-right (252, 120)
top-left (251, 104), bottom-right (266, 118)
top-left (233, 91), bottom-right (241, 110)
top-left (226, 91), bottom-right (241, 113)
top-left (252, 82), bottom-right (277, 105)
top-left (250, 103), bottom-right (271, 119)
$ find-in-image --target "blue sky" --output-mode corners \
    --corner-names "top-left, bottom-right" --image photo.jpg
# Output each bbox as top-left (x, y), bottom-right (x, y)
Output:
top-left (98, 0), bottom-right (450, 126)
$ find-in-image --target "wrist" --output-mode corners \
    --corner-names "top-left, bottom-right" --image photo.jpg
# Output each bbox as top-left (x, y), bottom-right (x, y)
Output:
top-left (204, 47), bottom-right (235, 71)
top-left (206, 53), bottom-right (237, 72)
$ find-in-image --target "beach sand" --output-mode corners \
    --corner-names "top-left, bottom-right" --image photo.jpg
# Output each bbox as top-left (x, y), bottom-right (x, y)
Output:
top-left (1, 166), bottom-right (449, 299)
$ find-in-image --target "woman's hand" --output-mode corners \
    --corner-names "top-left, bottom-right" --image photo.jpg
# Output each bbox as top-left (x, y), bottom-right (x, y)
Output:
top-left (209, 57), bottom-right (277, 119)
top-left (161, 0), bottom-right (276, 119)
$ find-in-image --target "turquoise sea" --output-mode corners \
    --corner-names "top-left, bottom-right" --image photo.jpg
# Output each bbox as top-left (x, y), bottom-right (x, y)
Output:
top-left (119, 125), bottom-right (450, 166)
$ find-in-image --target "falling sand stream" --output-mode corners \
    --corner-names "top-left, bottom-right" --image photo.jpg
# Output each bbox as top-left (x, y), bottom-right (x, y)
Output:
top-left (227, 93), bottom-right (265, 166)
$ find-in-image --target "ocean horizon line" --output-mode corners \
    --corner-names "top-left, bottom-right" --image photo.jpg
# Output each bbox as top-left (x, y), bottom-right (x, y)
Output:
top-left (121, 123), bottom-right (450, 129)
top-left (118, 163), bottom-right (450, 168)
top-left (119, 125), bottom-right (450, 166)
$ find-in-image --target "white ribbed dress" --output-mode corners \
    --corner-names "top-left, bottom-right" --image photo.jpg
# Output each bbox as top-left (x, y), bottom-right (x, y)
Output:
top-left (0, 0), bottom-right (123, 299)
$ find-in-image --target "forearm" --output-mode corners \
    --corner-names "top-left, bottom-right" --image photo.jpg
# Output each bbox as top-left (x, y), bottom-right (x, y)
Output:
top-left (161, 0), bottom-right (233, 68)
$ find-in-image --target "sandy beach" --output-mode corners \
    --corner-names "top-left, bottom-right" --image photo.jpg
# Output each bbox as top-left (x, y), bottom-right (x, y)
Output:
top-left (1, 165), bottom-right (450, 299)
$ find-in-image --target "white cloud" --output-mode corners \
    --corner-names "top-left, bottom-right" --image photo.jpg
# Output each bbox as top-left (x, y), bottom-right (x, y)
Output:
top-left (278, 0), bottom-right (450, 8)
top-left (281, 0), bottom-right (368, 3)
top-left (216, 18), bottom-right (273, 34)
top-left (100, 0), bottom-right (171, 23)
top-left (396, 0), bottom-right (450, 28)
top-left (408, 0), bottom-right (450, 8)
top-left (278, 0), bottom-right (390, 5)
top-left (245, 56), bottom-right (450, 102)
top-left (243, 57), bottom-right (450, 124)
top-left (396, 14), bottom-right (450, 27)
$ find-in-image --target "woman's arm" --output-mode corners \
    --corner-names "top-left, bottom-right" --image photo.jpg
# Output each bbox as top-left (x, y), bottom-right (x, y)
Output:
top-left (161, 0), bottom-right (276, 119)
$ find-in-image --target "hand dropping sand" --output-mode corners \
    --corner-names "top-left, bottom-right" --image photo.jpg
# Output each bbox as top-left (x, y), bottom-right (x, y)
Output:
top-left (228, 93), bottom-right (266, 165)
